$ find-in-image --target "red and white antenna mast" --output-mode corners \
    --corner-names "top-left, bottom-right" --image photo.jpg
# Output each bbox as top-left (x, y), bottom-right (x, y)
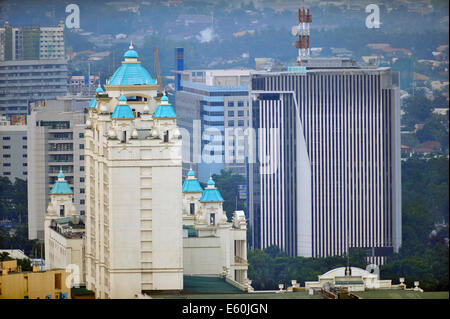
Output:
top-left (291, 7), bottom-right (312, 66)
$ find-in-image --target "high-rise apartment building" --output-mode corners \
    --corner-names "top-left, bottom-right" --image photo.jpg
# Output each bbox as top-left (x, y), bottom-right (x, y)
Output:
top-left (84, 45), bottom-right (183, 298)
top-left (0, 119), bottom-right (27, 181)
top-left (174, 69), bottom-right (252, 182)
top-left (248, 58), bottom-right (402, 264)
top-left (27, 98), bottom-right (88, 240)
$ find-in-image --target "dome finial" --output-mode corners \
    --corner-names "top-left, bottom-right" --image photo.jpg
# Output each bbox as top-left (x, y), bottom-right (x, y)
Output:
top-left (129, 40), bottom-right (133, 50)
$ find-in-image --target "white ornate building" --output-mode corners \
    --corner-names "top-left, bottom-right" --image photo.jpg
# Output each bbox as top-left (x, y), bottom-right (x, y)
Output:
top-left (44, 172), bottom-right (85, 286)
top-left (83, 45), bottom-right (183, 298)
top-left (182, 170), bottom-right (250, 289)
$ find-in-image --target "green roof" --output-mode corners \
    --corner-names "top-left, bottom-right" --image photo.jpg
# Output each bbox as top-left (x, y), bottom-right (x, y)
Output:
top-left (182, 276), bottom-right (243, 294)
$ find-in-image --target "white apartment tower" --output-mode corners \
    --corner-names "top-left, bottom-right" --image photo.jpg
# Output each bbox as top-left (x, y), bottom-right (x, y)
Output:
top-left (84, 45), bottom-right (183, 298)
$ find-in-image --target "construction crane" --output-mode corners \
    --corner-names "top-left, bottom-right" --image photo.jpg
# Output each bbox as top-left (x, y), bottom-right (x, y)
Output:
top-left (154, 46), bottom-right (163, 93)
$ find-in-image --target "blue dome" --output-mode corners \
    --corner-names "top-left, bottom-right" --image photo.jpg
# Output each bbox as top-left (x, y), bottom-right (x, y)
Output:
top-left (153, 104), bottom-right (177, 118)
top-left (207, 178), bottom-right (215, 186)
top-left (119, 95), bottom-right (127, 101)
top-left (161, 95), bottom-right (169, 101)
top-left (111, 104), bottom-right (135, 119)
top-left (58, 172), bottom-right (65, 179)
top-left (88, 97), bottom-right (97, 109)
top-left (188, 170), bottom-right (195, 176)
top-left (124, 49), bottom-right (138, 59)
top-left (108, 47), bottom-right (156, 86)
top-left (96, 86), bottom-right (103, 93)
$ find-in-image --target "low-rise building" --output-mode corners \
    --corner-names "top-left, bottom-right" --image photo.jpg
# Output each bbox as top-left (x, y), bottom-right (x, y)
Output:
top-left (0, 259), bottom-right (71, 299)
top-left (181, 170), bottom-right (251, 291)
top-left (44, 172), bottom-right (85, 287)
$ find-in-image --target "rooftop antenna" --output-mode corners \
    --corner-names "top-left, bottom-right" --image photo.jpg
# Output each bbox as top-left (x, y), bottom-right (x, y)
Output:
top-left (291, 6), bottom-right (312, 65)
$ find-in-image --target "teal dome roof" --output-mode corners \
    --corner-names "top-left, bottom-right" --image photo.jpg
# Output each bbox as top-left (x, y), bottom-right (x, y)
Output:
top-left (96, 86), bottom-right (103, 93)
top-left (88, 97), bottom-right (97, 109)
top-left (108, 46), bottom-right (156, 86)
top-left (124, 49), bottom-right (138, 59)
top-left (182, 179), bottom-right (203, 192)
top-left (200, 178), bottom-right (224, 202)
top-left (153, 96), bottom-right (176, 118)
top-left (112, 104), bottom-right (134, 119)
top-left (119, 95), bottom-right (127, 101)
top-left (153, 104), bottom-right (177, 118)
top-left (183, 170), bottom-right (203, 192)
top-left (50, 173), bottom-right (73, 195)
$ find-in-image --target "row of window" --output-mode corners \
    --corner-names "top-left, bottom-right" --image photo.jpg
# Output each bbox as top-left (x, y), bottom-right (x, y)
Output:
top-left (227, 110), bottom-right (246, 117)
top-left (2, 154), bottom-right (27, 158)
top-left (2, 145), bottom-right (26, 149)
top-left (3, 171), bottom-right (26, 176)
top-left (2, 163), bottom-right (27, 167)
top-left (2, 136), bottom-right (27, 140)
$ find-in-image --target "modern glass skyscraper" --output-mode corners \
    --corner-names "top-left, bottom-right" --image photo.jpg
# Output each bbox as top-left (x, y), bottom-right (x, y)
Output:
top-left (248, 58), bottom-right (402, 264)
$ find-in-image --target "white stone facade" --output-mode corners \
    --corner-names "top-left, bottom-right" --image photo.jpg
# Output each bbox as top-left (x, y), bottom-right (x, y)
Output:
top-left (84, 48), bottom-right (183, 298)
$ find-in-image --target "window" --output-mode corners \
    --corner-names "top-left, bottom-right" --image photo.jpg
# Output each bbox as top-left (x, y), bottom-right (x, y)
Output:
top-left (80, 199), bottom-right (85, 205)
top-left (237, 101), bottom-right (244, 107)
top-left (80, 188), bottom-right (85, 194)
top-left (22, 145), bottom-right (27, 149)
top-left (23, 154), bottom-right (27, 158)
top-left (3, 172), bottom-right (10, 176)
top-left (228, 111), bottom-right (234, 117)
top-left (210, 214), bottom-right (215, 226)
top-left (80, 166), bottom-right (84, 172)
top-left (59, 205), bottom-right (64, 217)
top-left (190, 203), bottom-right (195, 215)
top-left (3, 154), bottom-right (10, 158)
top-left (79, 133), bottom-right (84, 138)
top-left (228, 120), bottom-right (234, 127)
top-left (238, 120), bottom-right (244, 127)
top-left (23, 163), bottom-right (27, 166)
top-left (228, 101), bottom-right (234, 107)
top-left (80, 177), bottom-right (85, 183)
top-left (22, 136), bottom-right (27, 140)
top-left (54, 273), bottom-right (62, 289)
top-left (79, 155), bottom-right (84, 160)
top-left (80, 210), bottom-right (85, 216)
top-left (2, 137), bottom-right (10, 140)
top-left (79, 144), bottom-right (84, 149)
top-left (164, 130), bottom-right (169, 143)
top-left (238, 110), bottom-right (244, 117)
top-left (2, 146), bottom-right (10, 149)
top-left (3, 163), bottom-right (10, 167)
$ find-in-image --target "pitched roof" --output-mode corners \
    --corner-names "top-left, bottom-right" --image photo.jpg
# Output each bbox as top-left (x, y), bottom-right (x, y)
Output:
top-left (182, 179), bottom-right (203, 192)
top-left (111, 104), bottom-right (135, 119)
top-left (50, 181), bottom-right (73, 194)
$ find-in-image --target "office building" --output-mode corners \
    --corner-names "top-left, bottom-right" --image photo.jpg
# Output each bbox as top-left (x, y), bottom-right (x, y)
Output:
top-left (0, 120), bottom-right (27, 181)
top-left (84, 45), bottom-right (183, 298)
top-left (174, 69), bottom-right (252, 182)
top-left (0, 58), bottom-right (68, 120)
top-left (27, 98), bottom-right (88, 241)
top-left (249, 57), bottom-right (402, 263)
top-left (0, 21), bottom-right (65, 61)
